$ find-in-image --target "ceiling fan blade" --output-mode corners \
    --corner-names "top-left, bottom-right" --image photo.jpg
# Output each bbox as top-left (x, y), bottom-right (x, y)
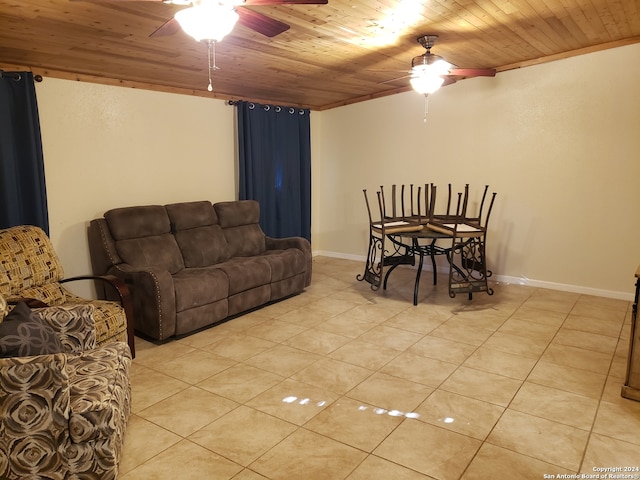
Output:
top-left (237, 7), bottom-right (290, 37)
top-left (150, 17), bottom-right (181, 37)
top-left (448, 68), bottom-right (496, 77)
top-left (243, 0), bottom-right (327, 5)
top-left (441, 76), bottom-right (458, 87)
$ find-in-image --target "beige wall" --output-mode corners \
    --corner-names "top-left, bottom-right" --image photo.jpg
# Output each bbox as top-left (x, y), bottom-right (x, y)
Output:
top-left (34, 43), bottom-right (640, 299)
top-left (314, 43), bottom-right (640, 298)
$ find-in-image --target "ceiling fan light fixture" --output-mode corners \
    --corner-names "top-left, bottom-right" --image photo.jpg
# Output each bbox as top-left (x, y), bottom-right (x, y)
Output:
top-left (411, 54), bottom-right (451, 76)
top-left (410, 74), bottom-right (445, 95)
top-left (175, 3), bottom-right (239, 42)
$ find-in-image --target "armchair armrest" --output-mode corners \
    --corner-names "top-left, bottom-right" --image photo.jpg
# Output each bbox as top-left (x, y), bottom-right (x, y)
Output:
top-left (34, 304), bottom-right (97, 353)
top-left (60, 275), bottom-right (134, 357)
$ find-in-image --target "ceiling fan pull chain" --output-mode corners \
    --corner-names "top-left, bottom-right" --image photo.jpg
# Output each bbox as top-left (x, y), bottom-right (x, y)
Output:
top-left (423, 94), bottom-right (429, 123)
top-left (207, 40), bottom-right (219, 92)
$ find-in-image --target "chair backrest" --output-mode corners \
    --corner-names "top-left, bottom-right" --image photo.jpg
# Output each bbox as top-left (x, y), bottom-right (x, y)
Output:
top-left (0, 225), bottom-right (67, 304)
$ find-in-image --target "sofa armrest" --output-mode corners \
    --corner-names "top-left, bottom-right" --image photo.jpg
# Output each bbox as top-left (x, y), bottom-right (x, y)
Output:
top-left (265, 236), bottom-right (312, 287)
top-left (33, 304), bottom-right (97, 353)
top-left (109, 265), bottom-right (177, 341)
top-left (0, 352), bottom-right (72, 478)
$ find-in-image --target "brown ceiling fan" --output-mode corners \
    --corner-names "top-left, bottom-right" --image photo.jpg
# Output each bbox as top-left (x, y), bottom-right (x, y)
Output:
top-left (78, 0), bottom-right (328, 39)
top-left (385, 35), bottom-right (497, 94)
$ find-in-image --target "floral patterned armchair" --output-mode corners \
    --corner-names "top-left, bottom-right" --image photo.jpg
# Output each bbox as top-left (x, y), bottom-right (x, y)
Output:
top-left (0, 297), bottom-right (132, 479)
top-left (0, 225), bottom-right (134, 356)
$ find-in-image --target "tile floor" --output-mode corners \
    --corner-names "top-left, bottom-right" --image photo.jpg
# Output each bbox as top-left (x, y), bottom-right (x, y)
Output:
top-left (119, 257), bottom-right (640, 480)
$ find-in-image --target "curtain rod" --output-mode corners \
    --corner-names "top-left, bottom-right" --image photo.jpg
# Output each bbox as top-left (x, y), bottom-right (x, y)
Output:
top-left (227, 100), bottom-right (307, 114)
top-left (0, 70), bottom-right (43, 82)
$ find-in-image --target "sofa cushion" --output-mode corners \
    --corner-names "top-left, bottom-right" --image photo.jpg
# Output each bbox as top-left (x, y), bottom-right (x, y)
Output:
top-left (172, 268), bottom-right (229, 312)
top-left (166, 201), bottom-right (219, 230)
top-left (105, 205), bottom-right (170, 240)
top-left (105, 205), bottom-right (185, 274)
top-left (214, 257), bottom-right (271, 295)
top-left (166, 201), bottom-right (231, 267)
top-left (115, 234), bottom-right (185, 274)
top-left (0, 302), bottom-right (64, 358)
top-left (215, 200), bottom-right (266, 257)
top-left (260, 249), bottom-right (306, 282)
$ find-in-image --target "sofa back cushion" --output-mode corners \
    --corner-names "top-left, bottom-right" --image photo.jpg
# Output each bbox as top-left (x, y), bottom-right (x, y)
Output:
top-left (166, 201), bottom-right (231, 267)
top-left (0, 225), bottom-right (67, 304)
top-left (105, 206), bottom-right (184, 274)
top-left (214, 200), bottom-right (266, 257)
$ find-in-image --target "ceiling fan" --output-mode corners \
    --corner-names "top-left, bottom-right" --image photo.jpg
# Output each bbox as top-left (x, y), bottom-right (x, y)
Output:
top-left (387, 35), bottom-right (497, 95)
top-left (146, 0), bottom-right (328, 40)
top-left (77, 0), bottom-right (328, 91)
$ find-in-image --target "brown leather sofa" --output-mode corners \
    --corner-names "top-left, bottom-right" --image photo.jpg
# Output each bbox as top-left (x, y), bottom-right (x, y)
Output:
top-left (88, 200), bottom-right (311, 342)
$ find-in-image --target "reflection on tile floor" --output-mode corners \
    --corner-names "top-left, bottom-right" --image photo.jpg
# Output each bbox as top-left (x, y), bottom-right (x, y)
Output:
top-left (119, 257), bottom-right (640, 480)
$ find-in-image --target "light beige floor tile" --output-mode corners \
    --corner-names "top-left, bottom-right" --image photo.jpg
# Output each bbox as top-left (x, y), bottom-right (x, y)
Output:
top-left (408, 335), bottom-right (477, 364)
top-left (541, 343), bottom-right (613, 375)
top-left (381, 312), bottom-right (444, 335)
top-left (358, 325), bottom-right (424, 351)
top-left (609, 354), bottom-right (627, 378)
top-left (129, 368), bottom-right (190, 413)
top-left (329, 338), bottom-right (400, 370)
top-left (277, 306), bottom-right (335, 327)
top-left (152, 349), bottom-right (237, 385)
top-left (509, 305), bottom-right (568, 327)
top-left (338, 302), bottom-right (403, 324)
top-left (570, 295), bottom-right (629, 320)
top-left (601, 375), bottom-right (630, 405)
top-left (429, 320), bottom-right (495, 346)
top-left (196, 363), bottom-right (284, 403)
top-left (231, 470), bottom-right (270, 480)
top-left (245, 378), bottom-right (339, 425)
top-left (315, 314), bottom-right (376, 338)
top-left (416, 389), bottom-right (504, 440)
top-left (174, 325), bottom-right (238, 348)
top-left (137, 386), bottom-right (238, 437)
top-left (463, 346), bottom-right (537, 380)
top-left (291, 357), bottom-right (373, 395)
top-left (461, 443), bottom-right (576, 480)
top-left (552, 328), bottom-right (618, 355)
top-left (133, 340), bottom-right (196, 368)
top-left (243, 344), bottom-right (321, 377)
top-left (580, 433), bottom-right (640, 474)
top-left (119, 439), bottom-right (242, 480)
top-left (439, 366), bottom-right (522, 406)
top-left (523, 289), bottom-right (579, 314)
top-left (305, 396), bottom-right (404, 451)
top-left (346, 455), bottom-right (436, 480)
top-left (509, 382), bottom-right (599, 430)
top-left (482, 331), bottom-right (550, 358)
top-left (204, 334), bottom-right (276, 361)
top-left (249, 428), bottom-right (366, 480)
top-left (497, 318), bottom-right (559, 342)
top-left (381, 351), bottom-right (458, 388)
top-left (562, 313), bottom-right (625, 338)
top-left (374, 420), bottom-right (481, 480)
top-left (119, 415), bottom-right (181, 475)
top-left (188, 406), bottom-right (297, 466)
top-left (307, 296), bottom-right (360, 316)
top-left (592, 399), bottom-right (640, 445)
top-left (486, 409), bottom-right (589, 470)
top-left (284, 328), bottom-right (352, 354)
top-left (527, 360), bottom-right (607, 399)
top-left (244, 319), bottom-right (308, 343)
top-left (347, 371), bottom-right (433, 413)
top-left (209, 313), bottom-right (271, 334)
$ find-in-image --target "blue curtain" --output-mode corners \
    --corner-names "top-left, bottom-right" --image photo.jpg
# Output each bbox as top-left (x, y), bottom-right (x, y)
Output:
top-left (237, 101), bottom-right (311, 241)
top-left (0, 71), bottom-right (49, 234)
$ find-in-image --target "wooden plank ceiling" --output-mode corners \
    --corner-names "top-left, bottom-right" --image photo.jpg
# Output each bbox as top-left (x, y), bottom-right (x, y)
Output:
top-left (1, 0), bottom-right (639, 110)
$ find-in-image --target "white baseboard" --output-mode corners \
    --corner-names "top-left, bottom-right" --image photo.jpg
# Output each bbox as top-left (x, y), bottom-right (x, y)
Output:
top-left (313, 250), bottom-right (634, 302)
